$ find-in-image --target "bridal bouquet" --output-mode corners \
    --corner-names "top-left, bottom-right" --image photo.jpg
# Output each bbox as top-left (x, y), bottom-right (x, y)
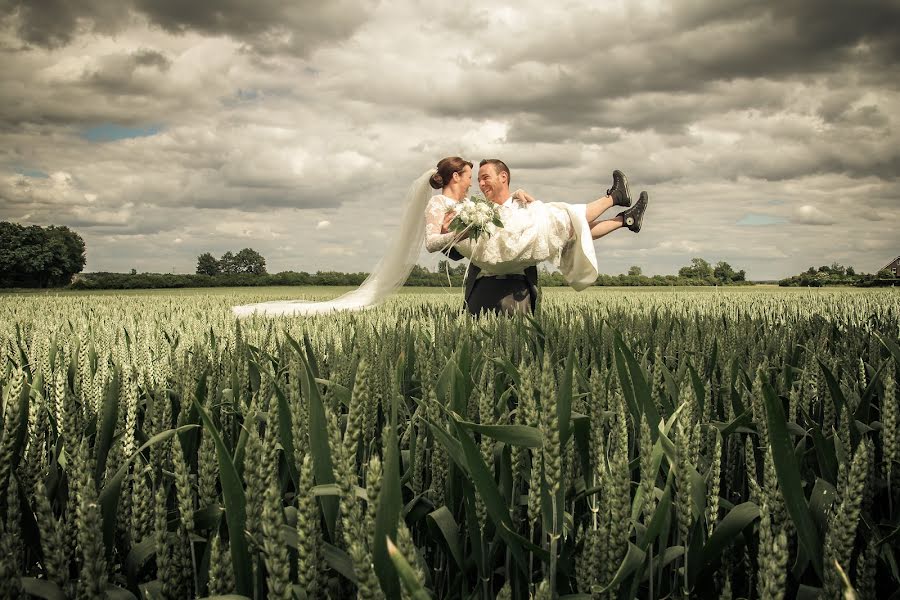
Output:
top-left (446, 194), bottom-right (504, 241)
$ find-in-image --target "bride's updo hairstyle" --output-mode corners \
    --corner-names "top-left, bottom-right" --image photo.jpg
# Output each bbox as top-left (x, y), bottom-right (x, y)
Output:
top-left (430, 156), bottom-right (473, 189)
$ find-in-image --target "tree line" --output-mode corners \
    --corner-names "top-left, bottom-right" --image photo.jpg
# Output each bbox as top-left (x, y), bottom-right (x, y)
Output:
top-left (72, 254), bottom-right (754, 289)
top-left (0, 220), bottom-right (758, 290)
top-left (676, 258), bottom-right (746, 283)
top-left (0, 222), bottom-right (85, 288)
top-left (13, 219), bottom-right (893, 291)
top-left (196, 249), bottom-right (267, 275)
top-left (536, 259), bottom-right (750, 287)
top-left (778, 262), bottom-right (897, 287)
top-left (70, 271), bottom-right (369, 290)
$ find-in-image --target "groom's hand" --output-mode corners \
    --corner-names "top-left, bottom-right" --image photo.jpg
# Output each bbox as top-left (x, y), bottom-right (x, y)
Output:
top-left (513, 189), bottom-right (535, 204)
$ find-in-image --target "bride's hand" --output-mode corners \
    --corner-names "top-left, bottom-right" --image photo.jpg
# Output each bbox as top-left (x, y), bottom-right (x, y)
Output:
top-left (442, 212), bottom-right (471, 239)
top-left (513, 189), bottom-right (536, 204)
top-left (441, 211), bottom-right (455, 234)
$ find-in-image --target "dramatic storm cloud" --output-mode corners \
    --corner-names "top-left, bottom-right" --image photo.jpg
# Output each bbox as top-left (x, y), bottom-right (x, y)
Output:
top-left (1, 0), bottom-right (898, 279)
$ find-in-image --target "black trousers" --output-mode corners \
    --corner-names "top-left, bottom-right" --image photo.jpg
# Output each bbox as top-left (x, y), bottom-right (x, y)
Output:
top-left (465, 276), bottom-right (534, 316)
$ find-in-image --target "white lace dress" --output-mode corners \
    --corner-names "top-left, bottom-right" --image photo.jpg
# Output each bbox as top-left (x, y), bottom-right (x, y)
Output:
top-left (424, 195), bottom-right (600, 290)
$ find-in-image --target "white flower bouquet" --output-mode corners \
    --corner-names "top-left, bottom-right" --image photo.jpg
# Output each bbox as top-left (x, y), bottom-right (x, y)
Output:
top-left (446, 194), bottom-right (504, 241)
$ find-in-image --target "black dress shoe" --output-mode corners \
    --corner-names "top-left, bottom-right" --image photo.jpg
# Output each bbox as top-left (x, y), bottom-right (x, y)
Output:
top-left (607, 169), bottom-right (632, 207)
top-left (618, 191), bottom-right (648, 232)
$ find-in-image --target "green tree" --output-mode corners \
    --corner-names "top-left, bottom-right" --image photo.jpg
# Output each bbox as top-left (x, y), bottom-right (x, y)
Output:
top-left (219, 251), bottom-right (238, 274)
top-left (234, 248), bottom-right (267, 274)
top-left (44, 225), bottom-right (86, 286)
top-left (678, 257), bottom-right (713, 279)
top-left (628, 265), bottom-right (643, 277)
top-left (196, 252), bottom-right (221, 276)
top-left (437, 259), bottom-right (466, 278)
top-left (0, 222), bottom-right (85, 287)
top-left (713, 261), bottom-right (736, 282)
top-left (409, 265), bottom-right (430, 278)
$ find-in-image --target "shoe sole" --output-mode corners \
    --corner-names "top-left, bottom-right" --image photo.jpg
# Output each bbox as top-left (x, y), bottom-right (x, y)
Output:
top-left (612, 169), bottom-right (632, 207)
top-left (630, 192), bottom-right (648, 232)
top-left (634, 192), bottom-right (650, 233)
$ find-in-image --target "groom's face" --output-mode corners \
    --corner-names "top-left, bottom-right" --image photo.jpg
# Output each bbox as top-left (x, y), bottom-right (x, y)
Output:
top-left (478, 164), bottom-right (507, 204)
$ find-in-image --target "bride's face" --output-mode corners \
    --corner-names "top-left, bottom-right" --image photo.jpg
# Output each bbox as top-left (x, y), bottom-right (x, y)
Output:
top-left (456, 165), bottom-right (472, 192)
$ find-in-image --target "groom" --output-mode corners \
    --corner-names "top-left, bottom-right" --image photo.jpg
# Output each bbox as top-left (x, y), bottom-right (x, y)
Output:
top-left (443, 159), bottom-right (539, 315)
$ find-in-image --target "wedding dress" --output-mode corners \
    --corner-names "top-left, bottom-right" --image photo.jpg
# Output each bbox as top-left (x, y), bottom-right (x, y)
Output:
top-left (424, 195), bottom-right (599, 289)
top-left (232, 169), bottom-right (598, 317)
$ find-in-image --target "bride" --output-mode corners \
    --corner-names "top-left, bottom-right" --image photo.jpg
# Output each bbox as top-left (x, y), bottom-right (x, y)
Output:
top-left (232, 157), bottom-right (648, 317)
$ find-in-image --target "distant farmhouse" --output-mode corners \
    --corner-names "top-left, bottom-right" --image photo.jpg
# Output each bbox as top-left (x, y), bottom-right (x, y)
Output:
top-left (880, 255), bottom-right (900, 277)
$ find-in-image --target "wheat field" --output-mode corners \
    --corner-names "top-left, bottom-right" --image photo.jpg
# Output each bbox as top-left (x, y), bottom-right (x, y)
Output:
top-left (0, 287), bottom-right (898, 599)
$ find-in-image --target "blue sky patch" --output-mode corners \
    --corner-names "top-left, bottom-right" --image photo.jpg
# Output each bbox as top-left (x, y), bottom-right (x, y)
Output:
top-left (81, 124), bottom-right (161, 142)
top-left (15, 167), bottom-right (49, 178)
top-left (736, 214), bottom-right (787, 226)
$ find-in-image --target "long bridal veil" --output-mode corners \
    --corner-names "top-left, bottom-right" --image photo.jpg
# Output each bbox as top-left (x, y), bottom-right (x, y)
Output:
top-left (232, 168), bottom-right (437, 317)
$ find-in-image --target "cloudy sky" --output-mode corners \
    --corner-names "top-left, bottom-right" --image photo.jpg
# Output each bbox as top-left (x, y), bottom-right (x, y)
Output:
top-left (1, 0), bottom-right (898, 280)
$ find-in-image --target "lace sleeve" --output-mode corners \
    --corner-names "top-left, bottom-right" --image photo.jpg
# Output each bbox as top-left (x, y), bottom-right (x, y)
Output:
top-left (424, 196), bottom-right (459, 253)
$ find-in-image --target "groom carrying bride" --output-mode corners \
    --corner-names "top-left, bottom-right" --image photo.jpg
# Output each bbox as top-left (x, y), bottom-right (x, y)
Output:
top-left (434, 158), bottom-right (647, 316)
top-left (233, 157), bottom-right (648, 318)
top-left (444, 159), bottom-right (540, 315)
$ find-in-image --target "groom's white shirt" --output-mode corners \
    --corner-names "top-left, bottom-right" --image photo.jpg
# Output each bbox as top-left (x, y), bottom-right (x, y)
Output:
top-left (475, 195), bottom-right (526, 279)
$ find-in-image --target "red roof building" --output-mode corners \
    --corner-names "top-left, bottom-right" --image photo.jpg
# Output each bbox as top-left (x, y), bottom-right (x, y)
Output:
top-left (879, 255), bottom-right (900, 277)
